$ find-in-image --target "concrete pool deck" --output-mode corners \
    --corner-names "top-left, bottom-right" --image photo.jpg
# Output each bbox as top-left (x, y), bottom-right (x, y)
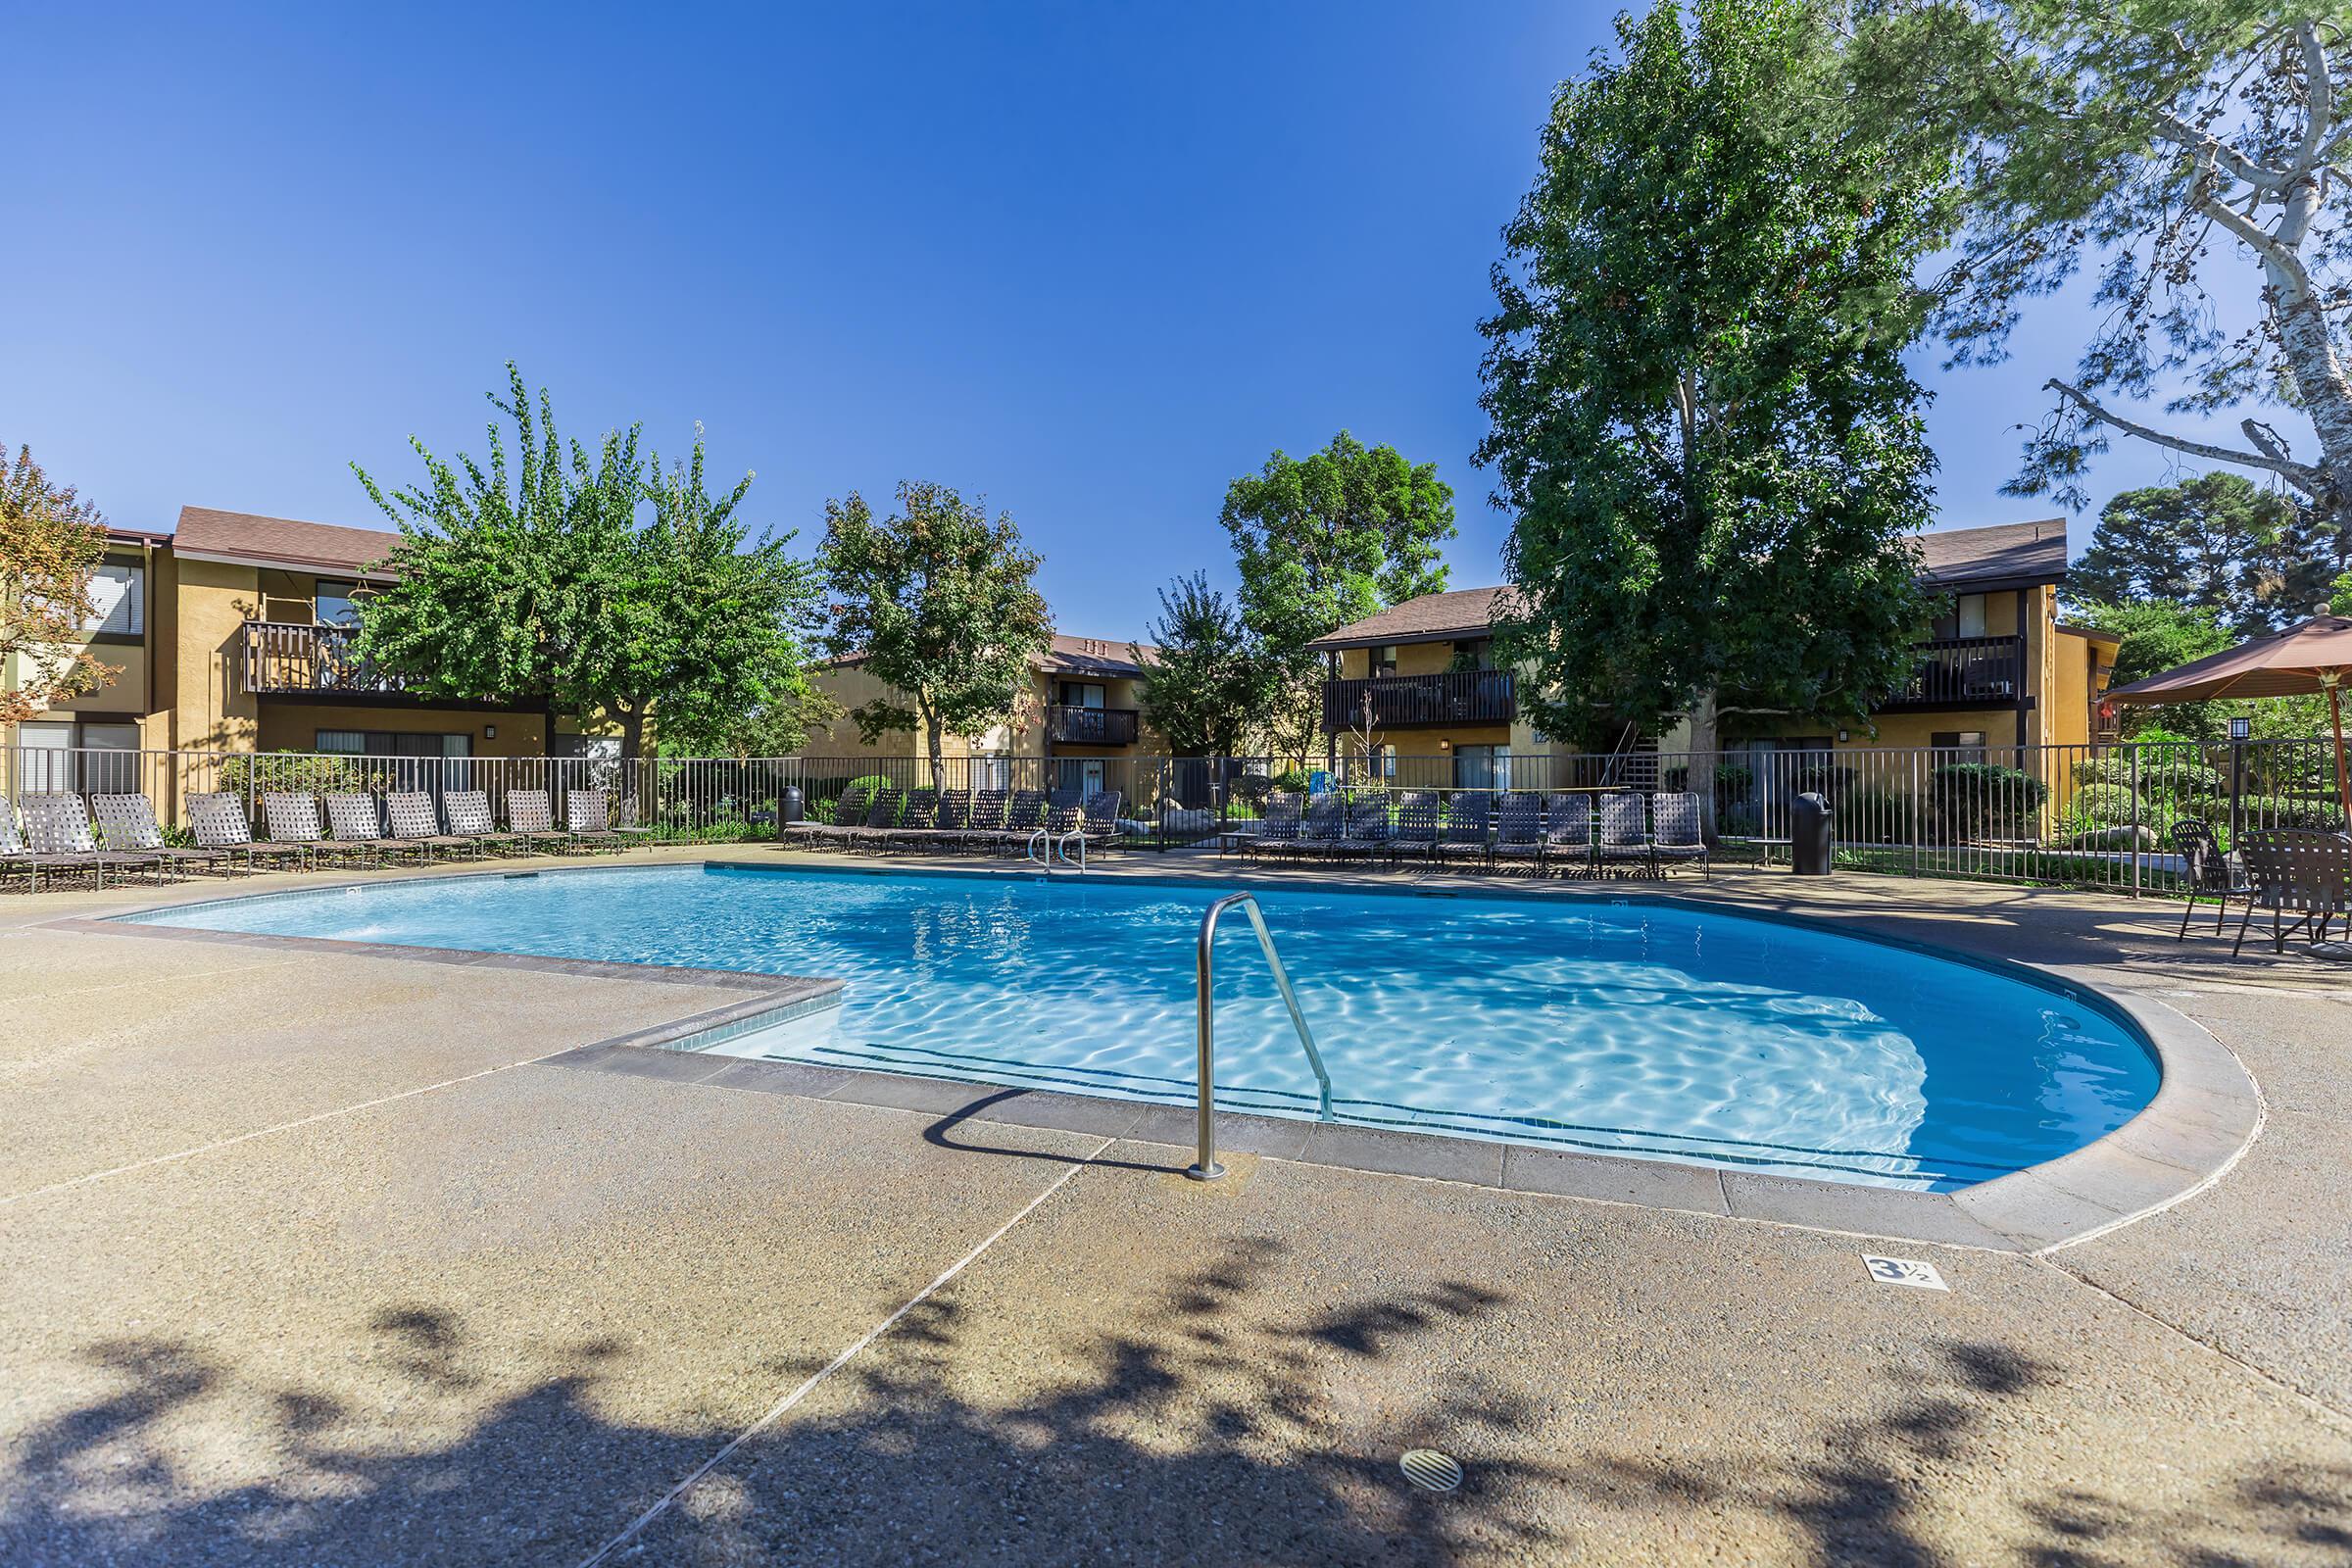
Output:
top-left (2, 846), bottom-right (2347, 1563)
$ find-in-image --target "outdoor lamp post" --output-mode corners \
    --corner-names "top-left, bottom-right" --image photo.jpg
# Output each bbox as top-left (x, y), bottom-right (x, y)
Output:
top-left (2229, 715), bottom-right (2250, 841)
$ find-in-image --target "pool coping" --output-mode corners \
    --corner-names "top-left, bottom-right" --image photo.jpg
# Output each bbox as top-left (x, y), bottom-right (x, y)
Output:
top-left (49, 856), bottom-right (2264, 1255)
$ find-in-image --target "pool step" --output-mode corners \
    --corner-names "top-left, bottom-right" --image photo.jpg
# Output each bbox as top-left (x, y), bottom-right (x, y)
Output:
top-left (793, 1036), bottom-right (1996, 1186)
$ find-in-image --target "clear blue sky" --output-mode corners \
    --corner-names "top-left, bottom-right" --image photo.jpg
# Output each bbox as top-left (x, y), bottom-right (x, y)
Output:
top-left (6, 1), bottom-right (2233, 639)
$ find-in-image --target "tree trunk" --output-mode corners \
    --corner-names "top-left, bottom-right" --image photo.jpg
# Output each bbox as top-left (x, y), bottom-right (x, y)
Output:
top-left (924, 713), bottom-right (947, 796)
top-left (1685, 690), bottom-right (1720, 846)
top-left (619, 705), bottom-right (645, 761)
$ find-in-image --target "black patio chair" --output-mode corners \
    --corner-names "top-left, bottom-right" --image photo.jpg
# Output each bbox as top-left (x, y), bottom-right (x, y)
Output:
top-left (2170, 819), bottom-right (2250, 941)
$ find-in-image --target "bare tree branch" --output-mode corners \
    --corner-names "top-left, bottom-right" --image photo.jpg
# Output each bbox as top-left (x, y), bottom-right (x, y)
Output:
top-left (2046, 378), bottom-right (2325, 491)
top-left (2152, 108), bottom-right (2288, 191)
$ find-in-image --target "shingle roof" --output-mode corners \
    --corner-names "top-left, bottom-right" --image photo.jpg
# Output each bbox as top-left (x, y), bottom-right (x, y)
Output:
top-left (1917, 518), bottom-right (2068, 589)
top-left (1040, 634), bottom-right (1156, 678)
top-left (1303, 586), bottom-right (1523, 652)
top-left (1307, 521), bottom-right (2071, 649)
top-left (172, 506), bottom-right (401, 577)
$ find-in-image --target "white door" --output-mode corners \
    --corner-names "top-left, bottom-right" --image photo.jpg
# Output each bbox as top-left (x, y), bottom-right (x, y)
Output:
top-left (79, 722), bottom-right (142, 795)
top-left (14, 721), bottom-right (74, 794)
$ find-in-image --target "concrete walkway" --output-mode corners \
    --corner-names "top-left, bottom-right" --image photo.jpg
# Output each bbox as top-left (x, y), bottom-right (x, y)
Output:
top-left (1, 849), bottom-right (2346, 1565)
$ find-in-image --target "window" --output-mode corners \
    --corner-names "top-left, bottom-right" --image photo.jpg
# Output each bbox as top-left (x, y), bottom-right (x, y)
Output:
top-left (1374, 645), bottom-right (1399, 676)
top-left (1451, 638), bottom-right (1495, 670)
top-left (1933, 593), bottom-right (1988, 640)
top-left (1452, 744), bottom-right (1509, 791)
top-left (84, 563), bottom-right (143, 637)
top-left (317, 729), bottom-right (473, 758)
top-left (1055, 681), bottom-right (1105, 709)
top-left (315, 581), bottom-right (362, 627)
top-left (1931, 730), bottom-right (1987, 761)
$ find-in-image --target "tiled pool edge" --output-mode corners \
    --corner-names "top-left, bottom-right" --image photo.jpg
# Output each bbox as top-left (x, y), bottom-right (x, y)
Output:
top-left (58, 858), bottom-right (2263, 1254)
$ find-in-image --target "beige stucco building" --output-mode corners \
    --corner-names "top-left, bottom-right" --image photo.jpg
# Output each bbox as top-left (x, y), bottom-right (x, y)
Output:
top-left (5, 507), bottom-right (615, 805)
top-left (1306, 520), bottom-right (2125, 789)
top-left (804, 634), bottom-right (1167, 794)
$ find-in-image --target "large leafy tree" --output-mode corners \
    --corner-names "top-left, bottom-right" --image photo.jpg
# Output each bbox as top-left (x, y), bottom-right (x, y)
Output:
top-left (1479, 0), bottom-right (1942, 756)
top-left (629, 436), bottom-right (830, 756)
top-left (819, 481), bottom-right (1054, 788)
top-left (2068, 473), bottom-right (2316, 632)
top-left (1, 445), bottom-right (114, 724)
top-left (1853, 3), bottom-right (2352, 553)
top-left (2071, 596), bottom-right (2238, 737)
top-left (1221, 431), bottom-right (1454, 765)
top-left (357, 366), bottom-right (823, 757)
top-left (1134, 572), bottom-right (1265, 757)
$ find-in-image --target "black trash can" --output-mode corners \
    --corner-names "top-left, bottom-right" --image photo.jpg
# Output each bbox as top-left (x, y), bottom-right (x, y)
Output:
top-left (1790, 791), bottom-right (1833, 876)
top-left (774, 786), bottom-right (804, 842)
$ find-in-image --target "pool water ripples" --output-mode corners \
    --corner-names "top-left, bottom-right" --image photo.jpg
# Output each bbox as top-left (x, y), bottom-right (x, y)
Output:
top-left (126, 864), bottom-right (2159, 1191)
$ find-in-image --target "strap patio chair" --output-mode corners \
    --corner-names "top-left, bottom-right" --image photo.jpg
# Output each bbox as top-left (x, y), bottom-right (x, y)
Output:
top-left (955, 789), bottom-right (1009, 853)
top-left (93, 793), bottom-right (232, 877)
top-left (1322, 795), bottom-right (1393, 865)
top-left (2169, 819), bottom-right (2250, 941)
top-left (1433, 792), bottom-right (1492, 868)
top-left (1386, 791), bottom-right (1440, 866)
top-left (1244, 793), bottom-right (1301, 863)
top-left (23, 793), bottom-right (163, 886)
top-left (1289, 794), bottom-right (1346, 862)
top-left (1650, 792), bottom-right (1711, 879)
top-left (263, 793), bottom-right (349, 867)
top-left (1594, 793), bottom-right (1654, 877)
top-left (503, 789), bottom-right (576, 855)
top-left (565, 789), bottom-right (627, 853)
top-left (386, 791), bottom-right (478, 861)
top-left (324, 793), bottom-right (416, 867)
top-left (1490, 792), bottom-right (1547, 875)
top-left (890, 786), bottom-right (942, 852)
top-left (1, 799), bottom-right (102, 892)
top-left (187, 792), bottom-right (312, 874)
top-left (443, 790), bottom-right (517, 857)
top-left (2232, 829), bottom-right (2352, 956)
top-left (1544, 793), bottom-right (1595, 878)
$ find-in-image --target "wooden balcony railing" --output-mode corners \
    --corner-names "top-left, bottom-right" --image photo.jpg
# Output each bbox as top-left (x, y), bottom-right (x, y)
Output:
top-left (1046, 704), bottom-right (1140, 746)
top-left (1320, 669), bottom-right (1516, 732)
top-left (241, 620), bottom-right (409, 697)
top-left (1882, 635), bottom-right (2027, 710)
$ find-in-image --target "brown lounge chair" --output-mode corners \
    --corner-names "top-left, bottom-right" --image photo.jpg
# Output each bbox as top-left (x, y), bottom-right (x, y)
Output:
top-left (22, 793), bottom-right (164, 885)
top-left (264, 793), bottom-right (350, 867)
top-left (93, 793), bottom-right (234, 877)
top-left (443, 790), bottom-right (517, 857)
top-left (187, 792), bottom-right (313, 874)
top-left (504, 789), bottom-right (576, 855)
top-left (324, 792), bottom-right (420, 867)
top-left (565, 789), bottom-right (627, 853)
top-left (386, 791), bottom-right (480, 860)
top-left (1, 800), bottom-right (102, 891)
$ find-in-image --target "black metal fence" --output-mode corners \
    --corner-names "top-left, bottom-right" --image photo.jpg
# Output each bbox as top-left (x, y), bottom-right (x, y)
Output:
top-left (4, 740), bottom-right (2343, 892)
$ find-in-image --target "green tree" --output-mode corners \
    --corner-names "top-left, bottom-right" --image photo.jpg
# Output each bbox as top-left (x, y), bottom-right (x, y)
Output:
top-left (1134, 572), bottom-right (1265, 757)
top-left (2069, 474), bottom-right (2312, 633)
top-left (2072, 597), bottom-right (2236, 738)
top-left (630, 434), bottom-right (830, 757)
top-left (1479, 0), bottom-right (1942, 757)
top-left (1221, 431), bottom-right (1454, 765)
top-left (1852, 4), bottom-right (2352, 554)
top-left (355, 366), bottom-right (645, 741)
top-left (1, 445), bottom-right (114, 724)
top-left (357, 366), bottom-right (824, 758)
top-left (819, 481), bottom-right (1054, 789)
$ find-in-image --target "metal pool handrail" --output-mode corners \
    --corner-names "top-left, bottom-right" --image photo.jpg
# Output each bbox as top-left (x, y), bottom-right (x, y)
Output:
top-left (1188, 892), bottom-right (1330, 1182)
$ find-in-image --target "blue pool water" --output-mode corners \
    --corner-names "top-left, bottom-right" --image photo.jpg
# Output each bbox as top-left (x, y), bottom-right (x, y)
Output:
top-left (122, 865), bottom-right (2159, 1190)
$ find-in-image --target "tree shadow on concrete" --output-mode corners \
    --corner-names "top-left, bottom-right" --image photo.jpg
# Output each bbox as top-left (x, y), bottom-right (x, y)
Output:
top-left (0, 1238), bottom-right (1555, 1567)
top-left (4, 1255), bottom-right (2347, 1566)
top-left (1555, 1337), bottom-right (2352, 1568)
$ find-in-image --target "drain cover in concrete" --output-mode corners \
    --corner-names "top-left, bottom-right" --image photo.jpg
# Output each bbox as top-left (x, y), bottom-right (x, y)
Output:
top-left (1861, 1254), bottom-right (1947, 1291)
top-left (1400, 1448), bottom-right (1464, 1492)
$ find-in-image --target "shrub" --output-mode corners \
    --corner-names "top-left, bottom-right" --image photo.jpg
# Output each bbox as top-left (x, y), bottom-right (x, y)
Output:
top-left (1927, 762), bottom-right (2050, 841)
top-left (2068, 782), bottom-right (2138, 827)
top-left (2069, 756), bottom-right (2134, 791)
top-left (217, 751), bottom-right (380, 797)
top-left (2140, 760), bottom-right (2227, 799)
top-left (2236, 795), bottom-right (2349, 832)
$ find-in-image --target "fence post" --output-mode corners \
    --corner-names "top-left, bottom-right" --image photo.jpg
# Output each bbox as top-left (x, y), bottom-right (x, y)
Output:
top-left (2130, 746), bottom-right (2142, 898)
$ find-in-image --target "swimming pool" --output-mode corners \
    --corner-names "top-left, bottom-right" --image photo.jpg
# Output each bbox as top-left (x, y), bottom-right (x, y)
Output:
top-left (122, 864), bottom-right (2160, 1191)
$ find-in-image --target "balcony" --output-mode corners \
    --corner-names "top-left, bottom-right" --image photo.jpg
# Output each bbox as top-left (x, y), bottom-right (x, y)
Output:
top-left (1881, 635), bottom-right (2027, 711)
top-left (1046, 704), bottom-right (1140, 746)
top-left (1320, 669), bottom-right (1515, 732)
top-left (241, 620), bottom-right (410, 698)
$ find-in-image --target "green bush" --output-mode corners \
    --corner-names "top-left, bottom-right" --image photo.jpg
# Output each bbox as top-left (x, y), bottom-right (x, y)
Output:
top-left (1927, 762), bottom-right (2050, 841)
top-left (2069, 756), bottom-right (2135, 791)
top-left (2235, 795), bottom-right (2349, 832)
top-left (216, 751), bottom-right (380, 797)
top-left (2142, 760), bottom-right (2227, 799)
top-left (2067, 783), bottom-right (2137, 828)
top-left (1831, 786), bottom-right (1909, 844)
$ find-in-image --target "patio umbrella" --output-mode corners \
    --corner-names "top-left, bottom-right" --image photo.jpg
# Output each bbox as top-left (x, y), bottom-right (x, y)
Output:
top-left (2106, 611), bottom-right (2352, 826)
